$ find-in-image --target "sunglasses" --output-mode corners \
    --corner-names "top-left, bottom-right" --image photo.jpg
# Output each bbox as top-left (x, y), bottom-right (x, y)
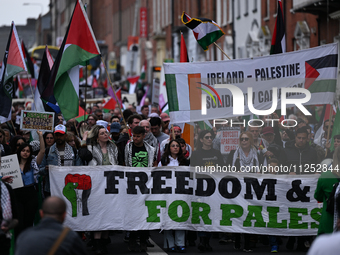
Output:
top-left (204, 136), bottom-right (212, 140)
top-left (240, 137), bottom-right (249, 141)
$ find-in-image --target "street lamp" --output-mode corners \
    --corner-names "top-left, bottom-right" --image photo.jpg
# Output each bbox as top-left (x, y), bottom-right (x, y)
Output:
top-left (23, 3), bottom-right (44, 44)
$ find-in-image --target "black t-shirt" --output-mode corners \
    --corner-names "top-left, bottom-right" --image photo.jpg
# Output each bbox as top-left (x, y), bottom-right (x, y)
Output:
top-left (131, 144), bottom-right (148, 167)
top-left (191, 147), bottom-right (225, 167)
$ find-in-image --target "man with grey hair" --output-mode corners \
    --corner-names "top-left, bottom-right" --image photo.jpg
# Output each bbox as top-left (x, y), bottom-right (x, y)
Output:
top-left (139, 119), bottom-right (160, 163)
top-left (15, 196), bottom-right (88, 255)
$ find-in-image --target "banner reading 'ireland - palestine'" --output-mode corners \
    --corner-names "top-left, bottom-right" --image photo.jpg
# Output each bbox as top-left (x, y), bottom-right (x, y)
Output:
top-left (163, 43), bottom-right (338, 123)
top-left (50, 165), bottom-right (320, 235)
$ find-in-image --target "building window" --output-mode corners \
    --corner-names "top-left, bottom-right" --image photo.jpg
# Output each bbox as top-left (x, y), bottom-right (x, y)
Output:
top-left (222, 0), bottom-right (228, 26)
top-left (244, 0), bottom-right (249, 16)
top-left (216, 0), bottom-right (222, 26)
top-left (253, 0), bottom-right (258, 13)
top-left (294, 21), bottom-right (310, 50)
top-left (223, 35), bottom-right (233, 60)
top-left (264, 0), bottom-right (270, 21)
top-left (237, 0), bottom-right (241, 19)
top-left (258, 26), bottom-right (271, 56)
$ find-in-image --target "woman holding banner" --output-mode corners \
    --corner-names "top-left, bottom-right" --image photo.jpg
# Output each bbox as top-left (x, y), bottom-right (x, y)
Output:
top-left (14, 135), bottom-right (45, 236)
top-left (158, 139), bottom-right (189, 252)
top-left (191, 130), bottom-right (224, 252)
top-left (226, 131), bottom-right (263, 252)
top-left (83, 125), bottom-right (119, 254)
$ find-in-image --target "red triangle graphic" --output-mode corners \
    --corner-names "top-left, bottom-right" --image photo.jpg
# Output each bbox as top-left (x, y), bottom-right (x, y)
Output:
top-left (7, 30), bottom-right (26, 69)
top-left (305, 62), bottom-right (319, 89)
top-left (66, 2), bottom-right (99, 55)
top-left (193, 31), bottom-right (199, 40)
top-left (103, 98), bottom-right (117, 110)
top-left (92, 77), bottom-right (98, 88)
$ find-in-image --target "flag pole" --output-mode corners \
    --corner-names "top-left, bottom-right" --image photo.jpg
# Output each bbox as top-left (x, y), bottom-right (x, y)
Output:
top-left (73, 120), bottom-right (80, 138)
top-left (84, 66), bottom-right (87, 122)
top-left (213, 42), bottom-right (231, 60)
top-left (10, 120), bottom-right (17, 136)
top-left (26, 74), bottom-right (38, 111)
top-left (100, 57), bottom-right (131, 140)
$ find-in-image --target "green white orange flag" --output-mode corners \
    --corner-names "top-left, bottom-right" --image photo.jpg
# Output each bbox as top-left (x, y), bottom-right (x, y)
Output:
top-left (181, 12), bottom-right (224, 51)
top-left (52, 0), bottom-right (100, 120)
top-left (0, 22), bottom-right (27, 121)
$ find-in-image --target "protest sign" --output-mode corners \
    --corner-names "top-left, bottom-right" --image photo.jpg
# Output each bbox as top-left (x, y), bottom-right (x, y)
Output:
top-left (163, 43), bottom-right (338, 123)
top-left (0, 154), bottom-right (23, 189)
top-left (151, 78), bottom-right (160, 104)
top-left (219, 128), bottom-right (240, 154)
top-left (20, 110), bottom-right (54, 131)
top-left (50, 165), bottom-right (320, 235)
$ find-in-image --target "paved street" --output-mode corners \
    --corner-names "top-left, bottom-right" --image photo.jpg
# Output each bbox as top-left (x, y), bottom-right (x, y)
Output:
top-left (88, 230), bottom-right (310, 254)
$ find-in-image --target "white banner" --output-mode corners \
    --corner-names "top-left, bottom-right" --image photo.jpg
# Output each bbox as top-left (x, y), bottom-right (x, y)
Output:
top-left (163, 43), bottom-right (338, 123)
top-left (50, 165), bottom-right (321, 235)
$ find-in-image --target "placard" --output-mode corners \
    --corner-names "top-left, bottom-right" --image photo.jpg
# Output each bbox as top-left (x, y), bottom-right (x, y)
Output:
top-left (0, 154), bottom-right (23, 189)
top-left (20, 110), bottom-right (55, 131)
top-left (219, 127), bottom-right (240, 154)
top-left (151, 79), bottom-right (160, 104)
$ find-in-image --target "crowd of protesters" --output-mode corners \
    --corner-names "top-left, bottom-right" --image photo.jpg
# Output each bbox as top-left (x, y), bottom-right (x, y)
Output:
top-left (1, 101), bottom-right (340, 254)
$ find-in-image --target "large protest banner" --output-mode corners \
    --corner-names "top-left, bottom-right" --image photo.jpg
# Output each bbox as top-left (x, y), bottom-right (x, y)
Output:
top-left (163, 43), bottom-right (338, 123)
top-left (50, 165), bottom-right (321, 235)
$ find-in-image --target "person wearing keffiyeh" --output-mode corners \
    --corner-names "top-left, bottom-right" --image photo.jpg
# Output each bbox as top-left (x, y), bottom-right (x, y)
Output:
top-left (0, 157), bottom-right (18, 255)
top-left (226, 131), bottom-right (264, 252)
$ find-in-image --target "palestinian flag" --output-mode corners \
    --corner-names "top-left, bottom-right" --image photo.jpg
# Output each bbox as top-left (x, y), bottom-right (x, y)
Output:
top-left (270, 0), bottom-right (285, 54)
top-left (127, 75), bottom-right (140, 94)
top-left (180, 32), bottom-right (189, 63)
top-left (304, 54), bottom-right (338, 93)
top-left (36, 46), bottom-right (58, 113)
top-left (21, 40), bottom-right (35, 79)
top-left (106, 87), bottom-right (122, 110)
top-left (181, 12), bottom-right (224, 51)
top-left (0, 22), bottom-right (27, 121)
top-left (51, 0), bottom-right (100, 120)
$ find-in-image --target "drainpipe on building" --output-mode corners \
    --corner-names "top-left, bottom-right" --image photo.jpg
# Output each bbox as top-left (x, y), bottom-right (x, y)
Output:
top-left (232, 0), bottom-right (236, 59)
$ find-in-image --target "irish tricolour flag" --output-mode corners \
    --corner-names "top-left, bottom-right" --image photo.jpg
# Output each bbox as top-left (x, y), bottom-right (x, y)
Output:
top-left (52, 0), bottom-right (100, 120)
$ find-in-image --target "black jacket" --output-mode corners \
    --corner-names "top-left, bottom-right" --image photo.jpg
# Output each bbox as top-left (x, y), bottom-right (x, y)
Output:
top-left (283, 141), bottom-right (318, 174)
top-left (15, 218), bottom-right (88, 255)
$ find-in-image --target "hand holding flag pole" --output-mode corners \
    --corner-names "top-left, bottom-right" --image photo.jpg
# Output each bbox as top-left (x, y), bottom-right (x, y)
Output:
top-left (100, 57), bottom-right (131, 140)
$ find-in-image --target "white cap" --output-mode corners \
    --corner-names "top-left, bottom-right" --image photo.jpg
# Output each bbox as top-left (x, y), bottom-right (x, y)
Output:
top-left (54, 124), bottom-right (66, 134)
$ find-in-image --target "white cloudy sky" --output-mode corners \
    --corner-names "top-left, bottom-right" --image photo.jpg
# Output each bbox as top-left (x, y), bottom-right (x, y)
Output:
top-left (0, 0), bottom-right (49, 27)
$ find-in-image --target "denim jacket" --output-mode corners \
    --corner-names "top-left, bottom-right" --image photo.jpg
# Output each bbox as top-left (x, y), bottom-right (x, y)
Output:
top-left (39, 143), bottom-right (82, 192)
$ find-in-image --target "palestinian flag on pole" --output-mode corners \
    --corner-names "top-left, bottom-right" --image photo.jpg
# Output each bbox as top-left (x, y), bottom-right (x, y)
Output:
top-left (0, 22), bottom-right (27, 122)
top-left (36, 46), bottom-right (58, 113)
top-left (51, 0), bottom-right (100, 120)
top-left (270, 0), bottom-right (286, 54)
top-left (181, 12), bottom-right (224, 51)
